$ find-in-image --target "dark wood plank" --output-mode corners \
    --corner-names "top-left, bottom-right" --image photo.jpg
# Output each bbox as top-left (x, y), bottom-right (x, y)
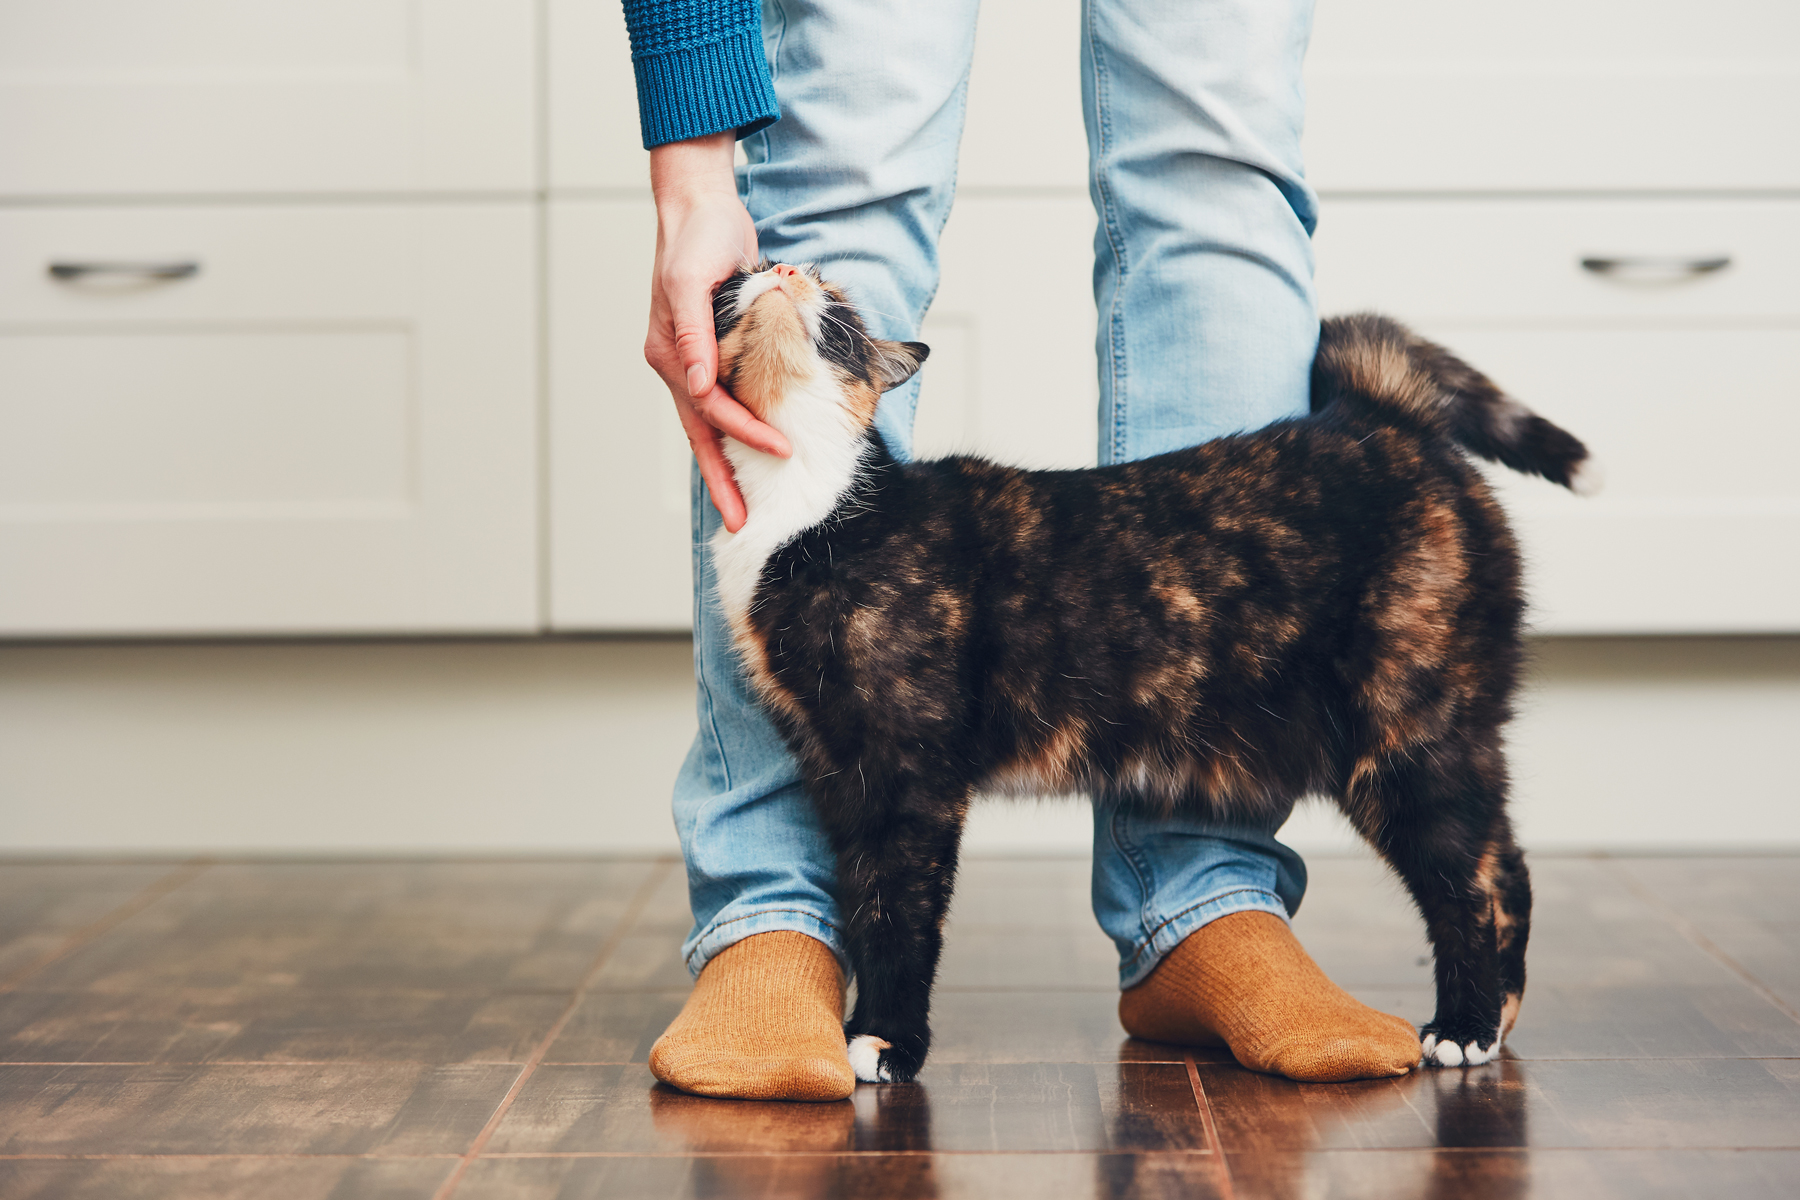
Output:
top-left (25, 861), bottom-right (660, 994)
top-left (1290, 856), bottom-right (1747, 992)
top-left (926, 991), bottom-right (1199, 1064)
top-left (0, 988), bottom-right (565, 1064)
top-left (540, 991), bottom-right (686, 1063)
top-left (1503, 983), bottom-right (1800, 1060)
top-left (1228, 1148), bottom-right (1800, 1200)
top-left (934, 928), bottom-right (1119, 990)
top-left (1204, 1057), bottom-right (1800, 1152)
top-left (0, 1158), bottom-right (453, 1200)
top-left (1613, 856), bottom-right (1800, 1013)
top-left (589, 935), bottom-right (695, 991)
top-left (0, 864), bottom-right (189, 985)
top-left (459, 1152), bottom-right (1225, 1200)
top-left (541, 988), bottom-right (1197, 1065)
top-left (0, 1062), bottom-right (517, 1155)
top-left (486, 1062), bottom-right (1208, 1154)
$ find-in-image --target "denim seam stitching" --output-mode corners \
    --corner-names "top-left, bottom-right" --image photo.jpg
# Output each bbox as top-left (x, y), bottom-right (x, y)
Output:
top-left (1085, 0), bottom-right (1130, 465)
top-left (692, 472), bottom-right (735, 795)
top-left (1105, 805), bottom-right (1156, 942)
top-left (1120, 885), bottom-right (1288, 968)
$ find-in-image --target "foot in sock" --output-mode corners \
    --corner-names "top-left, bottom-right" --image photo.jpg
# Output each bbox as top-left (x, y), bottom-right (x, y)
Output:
top-left (1118, 910), bottom-right (1421, 1082)
top-left (649, 930), bottom-right (856, 1101)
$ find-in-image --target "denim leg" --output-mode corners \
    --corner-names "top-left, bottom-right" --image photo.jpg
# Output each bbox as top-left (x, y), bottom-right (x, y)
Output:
top-left (674, 0), bottom-right (980, 978)
top-left (1081, 0), bottom-right (1322, 987)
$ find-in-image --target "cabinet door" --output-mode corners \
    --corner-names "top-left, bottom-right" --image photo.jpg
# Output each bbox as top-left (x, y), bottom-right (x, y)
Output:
top-left (1304, 0), bottom-right (1800, 191)
top-left (0, 0), bottom-right (535, 195)
top-left (545, 0), bottom-right (648, 192)
top-left (547, 199), bottom-right (692, 630)
top-left (1315, 198), bottom-right (1800, 633)
top-left (0, 204), bottom-right (538, 635)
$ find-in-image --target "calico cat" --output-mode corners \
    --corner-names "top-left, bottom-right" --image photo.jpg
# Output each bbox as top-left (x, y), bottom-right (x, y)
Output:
top-left (709, 260), bottom-right (1597, 1085)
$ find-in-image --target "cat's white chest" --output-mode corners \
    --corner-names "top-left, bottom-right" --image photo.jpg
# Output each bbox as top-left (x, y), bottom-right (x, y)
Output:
top-left (709, 372), bottom-right (868, 629)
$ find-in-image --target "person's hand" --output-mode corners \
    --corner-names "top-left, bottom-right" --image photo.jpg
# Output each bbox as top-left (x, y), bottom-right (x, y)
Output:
top-left (646, 132), bottom-right (791, 533)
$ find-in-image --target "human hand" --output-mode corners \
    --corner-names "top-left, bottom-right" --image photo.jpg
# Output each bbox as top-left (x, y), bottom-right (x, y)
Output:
top-left (645, 132), bottom-right (791, 533)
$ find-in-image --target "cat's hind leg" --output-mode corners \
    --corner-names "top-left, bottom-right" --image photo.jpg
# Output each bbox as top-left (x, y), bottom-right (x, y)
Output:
top-left (1339, 737), bottom-right (1526, 1067)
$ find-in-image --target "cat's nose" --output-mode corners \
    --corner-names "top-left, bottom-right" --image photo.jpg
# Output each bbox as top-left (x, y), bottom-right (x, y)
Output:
top-left (772, 263), bottom-right (800, 278)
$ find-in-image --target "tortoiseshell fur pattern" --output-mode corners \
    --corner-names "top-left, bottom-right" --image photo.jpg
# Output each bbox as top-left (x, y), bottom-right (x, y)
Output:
top-left (709, 263), bottom-right (1592, 1083)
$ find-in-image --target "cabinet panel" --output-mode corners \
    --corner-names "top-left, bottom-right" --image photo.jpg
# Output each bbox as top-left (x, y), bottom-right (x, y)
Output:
top-left (545, 0), bottom-right (649, 192)
top-left (1435, 329), bottom-right (1799, 634)
top-left (1316, 199), bottom-right (1800, 633)
top-left (1304, 0), bottom-right (1799, 191)
top-left (547, 199), bottom-right (691, 629)
top-left (917, 197), bottom-right (1098, 466)
top-left (0, 204), bottom-right (539, 635)
top-left (0, 0), bottom-right (535, 196)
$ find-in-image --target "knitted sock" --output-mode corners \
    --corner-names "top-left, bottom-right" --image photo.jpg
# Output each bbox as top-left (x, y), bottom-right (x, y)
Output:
top-left (648, 930), bottom-right (856, 1101)
top-left (1118, 910), bottom-right (1421, 1082)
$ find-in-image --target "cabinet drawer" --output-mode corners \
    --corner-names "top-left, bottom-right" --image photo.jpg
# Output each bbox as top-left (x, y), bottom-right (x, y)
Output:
top-left (0, 204), bottom-right (538, 635)
top-left (1304, 0), bottom-right (1799, 190)
top-left (0, 0), bottom-right (535, 196)
top-left (1317, 199), bottom-right (1800, 633)
top-left (1314, 200), bottom-right (1800, 322)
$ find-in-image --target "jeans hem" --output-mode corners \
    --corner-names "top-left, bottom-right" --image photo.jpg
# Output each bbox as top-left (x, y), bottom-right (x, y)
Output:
top-left (684, 907), bottom-right (850, 980)
top-left (1117, 885), bottom-right (1291, 989)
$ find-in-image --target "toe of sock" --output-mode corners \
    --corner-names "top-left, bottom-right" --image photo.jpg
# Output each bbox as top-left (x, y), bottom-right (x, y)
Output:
top-left (650, 1041), bottom-right (855, 1102)
top-left (1251, 1031), bottom-right (1422, 1083)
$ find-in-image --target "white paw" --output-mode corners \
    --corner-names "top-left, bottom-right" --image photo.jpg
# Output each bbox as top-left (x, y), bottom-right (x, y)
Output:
top-left (1426, 1037), bottom-right (1464, 1067)
top-left (847, 1034), bottom-right (892, 1083)
top-left (1422, 1036), bottom-right (1498, 1067)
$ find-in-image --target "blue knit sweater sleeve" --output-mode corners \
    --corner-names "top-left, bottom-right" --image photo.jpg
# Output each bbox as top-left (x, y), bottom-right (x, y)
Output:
top-left (621, 0), bottom-right (780, 150)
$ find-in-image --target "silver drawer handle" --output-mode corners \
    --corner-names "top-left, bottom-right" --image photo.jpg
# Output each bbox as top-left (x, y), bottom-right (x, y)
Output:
top-left (1580, 255), bottom-right (1731, 278)
top-left (48, 260), bottom-right (201, 281)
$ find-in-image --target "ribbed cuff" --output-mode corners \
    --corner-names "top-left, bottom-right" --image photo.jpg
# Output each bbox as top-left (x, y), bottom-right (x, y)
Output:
top-left (634, 28), bottom-right (781, 150)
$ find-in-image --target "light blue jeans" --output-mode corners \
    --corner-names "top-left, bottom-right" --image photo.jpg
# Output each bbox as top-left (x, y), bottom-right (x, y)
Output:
top-left (675, 0), bottom-right (1318, 989)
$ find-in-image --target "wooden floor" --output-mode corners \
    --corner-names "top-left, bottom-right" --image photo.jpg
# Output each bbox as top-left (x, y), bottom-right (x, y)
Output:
top-left (0, 853), bottom-right (1795, 1199)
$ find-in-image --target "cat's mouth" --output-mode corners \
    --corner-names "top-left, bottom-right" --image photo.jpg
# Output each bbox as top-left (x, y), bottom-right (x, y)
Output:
top-left (717, 264), bottom-right (823, 422)
top-left (733, 263), bottom-right (823, 332)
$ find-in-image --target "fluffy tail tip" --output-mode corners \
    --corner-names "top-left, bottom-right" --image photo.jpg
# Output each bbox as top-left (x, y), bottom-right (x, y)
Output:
top-left (1567, 455), bottom-right (1606, 497)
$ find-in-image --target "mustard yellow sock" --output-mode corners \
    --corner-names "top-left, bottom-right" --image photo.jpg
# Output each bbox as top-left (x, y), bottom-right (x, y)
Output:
top-left (1119, 910), bottom-right (1421, 1083)
top-left (648, 930), bottom-right (856, 1101)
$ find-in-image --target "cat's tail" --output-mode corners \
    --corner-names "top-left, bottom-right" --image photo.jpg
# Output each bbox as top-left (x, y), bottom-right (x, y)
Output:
top-left (1310, 313), bottom-right (1602, 495)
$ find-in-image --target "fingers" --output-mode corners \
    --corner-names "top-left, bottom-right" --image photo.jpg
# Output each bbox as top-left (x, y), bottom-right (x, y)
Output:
top-left (692, 435), bottom-right (749, 533)
top-left (692, 384), bottom-right (792, 458)
top-left (670, 389), bottom-right (750, 533)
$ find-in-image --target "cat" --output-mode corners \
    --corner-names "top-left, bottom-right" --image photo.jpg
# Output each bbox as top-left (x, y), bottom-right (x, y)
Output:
top-left (708, 260), bottom-right (1597, 1085)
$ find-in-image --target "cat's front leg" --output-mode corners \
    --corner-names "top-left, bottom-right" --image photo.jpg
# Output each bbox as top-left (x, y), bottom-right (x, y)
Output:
top-left (826, 792), bottom-right (968, 1085)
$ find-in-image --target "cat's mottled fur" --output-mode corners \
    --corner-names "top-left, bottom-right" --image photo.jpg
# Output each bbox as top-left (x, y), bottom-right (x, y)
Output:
top-left (709, 261), bottom-right (1596, 1084)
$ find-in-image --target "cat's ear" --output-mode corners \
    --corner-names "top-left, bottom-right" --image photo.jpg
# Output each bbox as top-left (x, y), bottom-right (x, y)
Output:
top-left (870, 339), bottom-right (931, 391)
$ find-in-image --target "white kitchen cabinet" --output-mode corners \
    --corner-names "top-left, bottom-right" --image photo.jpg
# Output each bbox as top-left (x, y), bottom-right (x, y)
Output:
top-left (546, 199), bottom-right (693, 630)
top-left (1304, 0), bottom-right (1800, 192)
top-left (1314, 198), bottom-right (1800, 632)
top-left (545, 0), bottom-right (650, 192)
top-left (0, 204), bottom-right (539, 634)
top-left (0, 0), bottom-right (537, 196)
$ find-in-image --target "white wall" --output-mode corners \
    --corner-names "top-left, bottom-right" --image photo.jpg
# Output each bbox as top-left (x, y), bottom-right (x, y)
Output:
top-left (3, 636), bottom-right (1795, 856)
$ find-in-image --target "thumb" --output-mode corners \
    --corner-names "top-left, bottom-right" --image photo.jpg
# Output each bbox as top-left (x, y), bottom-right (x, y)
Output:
top-left (671, 291), bottom-right (719, 399)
